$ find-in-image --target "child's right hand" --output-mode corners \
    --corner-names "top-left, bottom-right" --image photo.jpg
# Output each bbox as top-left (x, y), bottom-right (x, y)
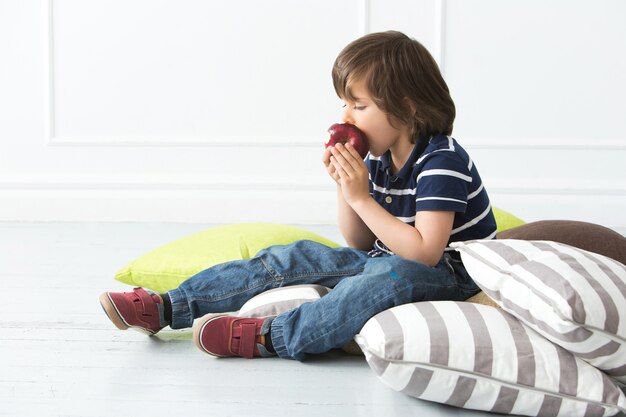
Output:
top-left (322, 147), bottom-right (341, 185)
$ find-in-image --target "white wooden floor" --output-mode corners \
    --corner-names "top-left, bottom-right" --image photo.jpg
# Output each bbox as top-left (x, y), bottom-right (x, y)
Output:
top-left (0, 222), bottom-right (525, 416)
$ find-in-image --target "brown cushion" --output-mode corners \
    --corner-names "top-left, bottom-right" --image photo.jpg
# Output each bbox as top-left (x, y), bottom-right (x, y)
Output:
top-left (466, 291), bottom-right (500, 308)
top-left (497, 220), bottom-right (626, 266)
top-left (341, 340), bottom-right (364, 356)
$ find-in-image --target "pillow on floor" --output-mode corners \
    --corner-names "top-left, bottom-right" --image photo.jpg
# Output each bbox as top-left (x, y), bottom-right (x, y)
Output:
top-left (465, 291), bottom-right (499, 309)
top-left (114, 223), bottom-right (340, 293)
top-left (238, 284), bottom-right (331, 317)
top-left (356, 301), bottom-right (626, 416)
top-left (452, 239), bottom-right (626, 383)
top-left (492, 207), bottom-right (525, 232)
top-left (113, 208), bottom-right (521, 294)
top-left (238, 284), bottom-right (362, 355)
top-left (497, 219), bottom-right (626, 266)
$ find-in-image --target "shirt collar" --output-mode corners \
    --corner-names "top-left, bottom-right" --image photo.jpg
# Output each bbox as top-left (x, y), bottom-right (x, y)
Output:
top-left (379, 136), bottom-right (431, 181)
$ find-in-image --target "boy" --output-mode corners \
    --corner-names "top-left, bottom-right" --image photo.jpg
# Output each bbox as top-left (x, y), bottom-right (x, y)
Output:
top-left (100, 31), bottom-right (496, 361)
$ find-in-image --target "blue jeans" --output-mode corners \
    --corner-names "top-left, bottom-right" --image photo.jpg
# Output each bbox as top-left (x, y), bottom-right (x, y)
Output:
top-left (167, 240), bottom-right (480, 361)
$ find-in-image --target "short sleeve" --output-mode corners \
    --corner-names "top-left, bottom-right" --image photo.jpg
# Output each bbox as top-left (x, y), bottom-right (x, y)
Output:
top-left (414, 152), bottom-right (472, 213)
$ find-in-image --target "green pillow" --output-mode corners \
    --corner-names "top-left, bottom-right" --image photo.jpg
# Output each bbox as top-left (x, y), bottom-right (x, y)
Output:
top-left (492, 207), bottom-right (525, 232)
top-left (114, 223), bottom-right (341, 293)
top-left (115, 208), bottom-right (523, 293)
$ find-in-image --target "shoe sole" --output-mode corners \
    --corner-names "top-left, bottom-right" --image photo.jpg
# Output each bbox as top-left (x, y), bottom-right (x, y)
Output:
top-left (193, 313), bottom-right (230, 357)
top-left (99, 292), bottom-right (156, 336)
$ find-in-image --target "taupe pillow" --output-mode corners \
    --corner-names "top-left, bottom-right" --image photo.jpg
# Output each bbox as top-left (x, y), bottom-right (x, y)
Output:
top-left (466, 291), bottom-right (500, 309)
top-left (498, 220), bottom-right (626, 266)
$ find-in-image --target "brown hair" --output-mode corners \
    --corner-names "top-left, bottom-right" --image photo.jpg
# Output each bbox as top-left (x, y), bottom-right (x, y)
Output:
top-left (332, 31), bottom-right (455, 142)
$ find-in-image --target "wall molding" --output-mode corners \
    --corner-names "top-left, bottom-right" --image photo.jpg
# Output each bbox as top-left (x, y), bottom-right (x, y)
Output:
top-left (359, 0), bottom-right (370, 35)
top-left (0, 188), bottom-right (338, 224)
top-left (45, 135), bottom-right (324, 147)
top-left (462, 138), bottom-right (626, 151)
top-left (44, 134), bottom-right (626, 150)
top-left (43, 0), bottom-right (54, 147)
top-left (435, 0), bottom-right (448, 75)
top-left (1, 175), bottom-right (624, 196)
top-left (2, 186), bottom-right (625, 229)
top-left (0, 176), bottom-right (331, 191)
top-left (41, 0), bottom-right (626, 151)
top-left (42, 0), bottom-right (372, 148)
top-left (27, 0), bottom-right (625, 228)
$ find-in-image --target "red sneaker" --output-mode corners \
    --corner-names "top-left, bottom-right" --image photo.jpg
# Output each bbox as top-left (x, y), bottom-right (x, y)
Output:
top-left (193, 314), bottom-right (273, 358)
top-left (99, 287), bottom-right (166, 335)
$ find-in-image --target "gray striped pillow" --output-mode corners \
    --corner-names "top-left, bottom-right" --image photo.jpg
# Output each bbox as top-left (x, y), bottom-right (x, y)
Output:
top-left (355, 301), bottom-right (626, 416)
top-left (237, 284), bottom-right (331, 317)
top-left (451, 239), bottom-right (626, 383)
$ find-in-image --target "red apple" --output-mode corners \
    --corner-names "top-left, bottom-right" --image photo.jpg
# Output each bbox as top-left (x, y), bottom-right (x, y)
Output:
top-left (325, 123), bottom-right (370, 159)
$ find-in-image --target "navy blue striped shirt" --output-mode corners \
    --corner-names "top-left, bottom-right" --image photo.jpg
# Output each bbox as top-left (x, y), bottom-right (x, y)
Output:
top-left (366, 134), bottom-right (496, 254)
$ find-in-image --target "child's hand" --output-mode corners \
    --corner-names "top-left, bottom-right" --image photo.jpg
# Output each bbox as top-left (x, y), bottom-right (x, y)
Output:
top-left (322, 147), bottom-right (341, 185)
top-left (328, 143), bottom-right (370, 205)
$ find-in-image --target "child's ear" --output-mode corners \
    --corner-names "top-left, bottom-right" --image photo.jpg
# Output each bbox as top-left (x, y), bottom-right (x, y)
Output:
top-left (404, 97), bottom-right (417, 115)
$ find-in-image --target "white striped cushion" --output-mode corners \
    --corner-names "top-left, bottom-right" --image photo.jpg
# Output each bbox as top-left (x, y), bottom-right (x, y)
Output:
top-left (451, 239), bottom-right (626, 383)
top-left (356, 301), bottom-right (626, 417)
top-left (238, 284), bottom-right (363, 355)
top-left (237, 284), bottom-right (331, 317)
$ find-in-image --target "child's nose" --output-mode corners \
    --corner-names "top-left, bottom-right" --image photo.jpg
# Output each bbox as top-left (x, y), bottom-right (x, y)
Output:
top-left (341, 107), bottom-right (354, 124)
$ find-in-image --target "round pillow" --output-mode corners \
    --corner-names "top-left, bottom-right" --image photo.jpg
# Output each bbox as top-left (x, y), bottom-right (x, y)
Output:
top-left (497, 220), bottom-right (626, 265)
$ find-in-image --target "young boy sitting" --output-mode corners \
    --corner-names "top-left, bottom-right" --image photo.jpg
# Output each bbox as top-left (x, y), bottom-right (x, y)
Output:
top-left (100, 30), bottom-right (497, 361)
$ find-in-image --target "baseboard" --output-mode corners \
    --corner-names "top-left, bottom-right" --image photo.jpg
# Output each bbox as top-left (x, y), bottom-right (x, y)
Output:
top-left (1, 188), bottom-right (625, 232)
top-left (0, 188), bottom-right (338, 224)
top-left (489, 191), bottom-right (626, 233)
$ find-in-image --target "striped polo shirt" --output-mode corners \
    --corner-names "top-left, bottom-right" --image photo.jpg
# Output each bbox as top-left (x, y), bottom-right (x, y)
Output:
top-left (366, 134), bottom-right (496, 255)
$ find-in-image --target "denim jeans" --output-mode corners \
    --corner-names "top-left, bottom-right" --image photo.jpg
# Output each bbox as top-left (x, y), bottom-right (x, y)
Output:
top-left (167, 240), bottom-right (480, 361)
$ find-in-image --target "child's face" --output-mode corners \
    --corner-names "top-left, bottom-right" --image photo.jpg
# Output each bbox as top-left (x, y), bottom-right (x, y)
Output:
top-left (340, 80), bottom-right (411, 157)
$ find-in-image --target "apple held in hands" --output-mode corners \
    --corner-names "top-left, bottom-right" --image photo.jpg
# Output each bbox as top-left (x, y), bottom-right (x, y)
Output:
top-left (325, 123), bottom-right (370, 159)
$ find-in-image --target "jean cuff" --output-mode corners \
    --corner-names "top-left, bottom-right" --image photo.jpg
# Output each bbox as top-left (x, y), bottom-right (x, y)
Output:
top-left (268, 313), bottom-right (292, 359)
top-left (167, 287), bottom-right (193, 329)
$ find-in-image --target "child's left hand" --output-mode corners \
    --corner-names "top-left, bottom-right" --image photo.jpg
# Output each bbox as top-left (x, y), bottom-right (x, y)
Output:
top-left (329, 143), bottom-right (370, 206)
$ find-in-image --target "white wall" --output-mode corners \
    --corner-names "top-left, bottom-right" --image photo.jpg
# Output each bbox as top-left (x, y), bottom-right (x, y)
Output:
top-left (1, 0), bottom-right (625, 232)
